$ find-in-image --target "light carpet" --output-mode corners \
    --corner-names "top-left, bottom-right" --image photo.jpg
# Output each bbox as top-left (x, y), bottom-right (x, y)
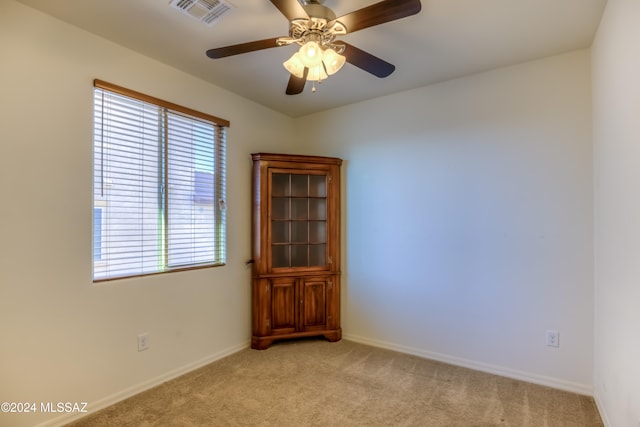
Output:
top-left (67, 339), bottom-right (602, 426)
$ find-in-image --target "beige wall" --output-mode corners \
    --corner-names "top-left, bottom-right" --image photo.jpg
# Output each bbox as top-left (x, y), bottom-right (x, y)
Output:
top-left (592, 0), bottom-right (640, 426)
top-left (295, 49), bottom-right (594, 394)
top-left (0, 2), bottom-right (296, 426)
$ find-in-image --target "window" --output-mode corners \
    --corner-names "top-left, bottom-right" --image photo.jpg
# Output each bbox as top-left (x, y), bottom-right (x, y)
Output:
top-left (93, 80), bottom-right (229, 281)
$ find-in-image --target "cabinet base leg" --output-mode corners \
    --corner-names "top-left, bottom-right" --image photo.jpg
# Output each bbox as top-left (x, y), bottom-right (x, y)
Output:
top-left (324, 330), bottom-right (342, 342)
top-left (251, 329), bottom-right (342, 350)
top-left (251, 336), bottom-right (274, 350)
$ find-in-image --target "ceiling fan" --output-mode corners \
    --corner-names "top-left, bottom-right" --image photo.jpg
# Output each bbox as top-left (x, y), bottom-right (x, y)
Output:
top-left (206, 0), bottom-right (422, 95)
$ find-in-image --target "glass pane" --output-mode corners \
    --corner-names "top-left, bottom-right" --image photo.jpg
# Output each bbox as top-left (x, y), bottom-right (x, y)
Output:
top-left (272, 245), bottom-right (289, 268)
top-left (166, 112), bottom-right (225, 269)
top-left (291, 174), bottom-right (308, 197)
top-left (272, 173), bottom-right (290, 197)
top-left (291, 245), bottom-right (308, 267)
top-left (268, 171), bottom-right (330, 270)
top-left (272, 221), bottom-right (289, 244)
top-left (309, 221), bottom-right (326, 243)
top-left (291, 221), bottom-right (308, 243)
top-left (94, 94), bottom-right (161, 279)
top-left (309, 175), bottom-right (326, 197)
top-left (93, 208), bottom-right (102, 261)
top-left (271, 198), bottom-right (289, 220)
top-left (291, 198), bottom-right (308, 220)
top-left (309, 199), bottom-right (326, 220)
top-left (309, 244), bottom-right (326, 266)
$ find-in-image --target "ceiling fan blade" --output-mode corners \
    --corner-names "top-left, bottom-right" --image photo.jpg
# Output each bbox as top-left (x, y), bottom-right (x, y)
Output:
top-left (338, 42), bottom-right (395, 78)
top-left (270, 0), bottom-right (309, 21)
top-left (286, 68), bottom-right (309, 95)
top-left (331, 0), bottom-right (421, 34)
top-left (206, 38), bottom-right (281, 59)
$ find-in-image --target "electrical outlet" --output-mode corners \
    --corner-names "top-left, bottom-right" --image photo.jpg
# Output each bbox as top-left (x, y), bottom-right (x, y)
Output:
top-left (546, 330), bottom-right (559, 347)
top-left (137, 333), bottom-right (150, 352)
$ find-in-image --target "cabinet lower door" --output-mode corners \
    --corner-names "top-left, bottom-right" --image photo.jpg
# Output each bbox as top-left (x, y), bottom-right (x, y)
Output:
top-left (300, 277), bottom-right (329, 331)
top-left (269, 277), bottom-right (297, 334)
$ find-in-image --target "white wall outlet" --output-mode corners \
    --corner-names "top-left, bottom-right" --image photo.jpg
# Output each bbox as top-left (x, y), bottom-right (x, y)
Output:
top-left (546, 330), bottom-right (559, 347)
top-left (137, 333), bottom-right (150, 352)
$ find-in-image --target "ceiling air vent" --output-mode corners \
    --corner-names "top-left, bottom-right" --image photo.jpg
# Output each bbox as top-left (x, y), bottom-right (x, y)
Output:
top-left (170, 0), bottom-right (233, 26)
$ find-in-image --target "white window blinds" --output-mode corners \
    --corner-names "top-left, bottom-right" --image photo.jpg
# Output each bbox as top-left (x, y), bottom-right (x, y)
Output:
top-left (93, 80), bottom-right (228, 281)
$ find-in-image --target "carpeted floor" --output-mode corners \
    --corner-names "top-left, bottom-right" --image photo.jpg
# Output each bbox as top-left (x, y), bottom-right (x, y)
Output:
top-left (67, 339), bottom-right (603, 426)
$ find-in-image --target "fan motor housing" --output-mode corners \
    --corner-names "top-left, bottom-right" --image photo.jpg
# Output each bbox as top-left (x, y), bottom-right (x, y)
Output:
top-left (302, 3), bottom-right (336, 21)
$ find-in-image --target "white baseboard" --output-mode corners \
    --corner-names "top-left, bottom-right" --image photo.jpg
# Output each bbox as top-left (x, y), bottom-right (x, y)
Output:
top-left (35, 341), bottom-right (250, 427)
top-left (343, 333), bottom-right (593, 396)
top-left (593, 391), bottom-right (611, 427)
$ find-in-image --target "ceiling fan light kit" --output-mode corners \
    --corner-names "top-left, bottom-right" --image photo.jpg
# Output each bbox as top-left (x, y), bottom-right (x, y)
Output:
top-left (284, 44), bottom-right (346, 88)
top-left (206, 0), bottom-right (422, 95)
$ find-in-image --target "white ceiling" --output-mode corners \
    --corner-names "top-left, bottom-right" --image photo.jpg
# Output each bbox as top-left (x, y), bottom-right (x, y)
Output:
top-left (16, 0), bottom-right (606, 117)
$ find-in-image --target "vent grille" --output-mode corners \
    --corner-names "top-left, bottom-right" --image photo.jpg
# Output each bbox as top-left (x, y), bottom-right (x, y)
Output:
top-left (170, 0), bottom-right (233, 26)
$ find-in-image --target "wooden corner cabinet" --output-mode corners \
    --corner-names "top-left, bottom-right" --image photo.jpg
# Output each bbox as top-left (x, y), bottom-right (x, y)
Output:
top-left (251, 153), bottom-right (342, 350)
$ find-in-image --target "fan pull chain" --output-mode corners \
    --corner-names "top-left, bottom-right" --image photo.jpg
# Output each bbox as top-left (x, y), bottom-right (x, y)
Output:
top-left (311, 75), bottom-right (324, 93)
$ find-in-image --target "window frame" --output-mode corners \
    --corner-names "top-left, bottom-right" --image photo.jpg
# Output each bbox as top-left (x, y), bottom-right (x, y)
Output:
top-left (92, 79), bottom-right (229, 282)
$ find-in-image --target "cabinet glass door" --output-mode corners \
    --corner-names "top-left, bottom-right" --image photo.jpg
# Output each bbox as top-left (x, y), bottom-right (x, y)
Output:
top-left (271, 172), bottom-right (327, 268)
